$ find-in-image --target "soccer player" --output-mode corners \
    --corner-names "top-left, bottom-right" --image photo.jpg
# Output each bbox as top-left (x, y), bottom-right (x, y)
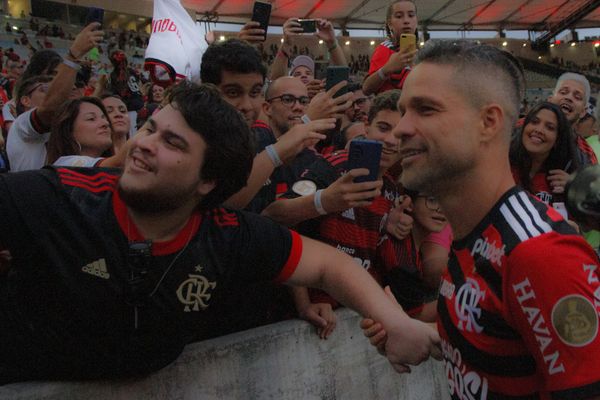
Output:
top-left (0, 83), bottom-right (439, 384)
top-left (362, 41), bottom-right (600, 398)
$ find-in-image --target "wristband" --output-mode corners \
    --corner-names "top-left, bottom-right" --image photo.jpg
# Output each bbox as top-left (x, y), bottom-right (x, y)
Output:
top-left (301, 114), bottom-right (311, 124)
top-left (67, 49), bottom-right (81, 62)
top-left (314, 189), bottom-right (327, 215)
top-left (265, 144), bottom-right (283, 167)
top-left (377, 68), bottom-right (388, 81)
top-left (62, 58), bottom-right (81, 71)
top-left (327, 41), bottom-right (338, 52)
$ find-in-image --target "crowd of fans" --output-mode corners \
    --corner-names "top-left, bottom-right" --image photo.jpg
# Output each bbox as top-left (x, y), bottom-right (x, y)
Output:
top-left (0, 0), bottom-right (599, 398)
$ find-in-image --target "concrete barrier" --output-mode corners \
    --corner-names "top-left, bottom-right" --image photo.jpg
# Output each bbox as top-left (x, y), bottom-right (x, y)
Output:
top-left (0, 309), bottom-right (450, 400)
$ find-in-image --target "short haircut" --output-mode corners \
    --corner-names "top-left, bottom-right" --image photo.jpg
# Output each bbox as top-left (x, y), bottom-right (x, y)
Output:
top-left (20, 49), bottom-right (61, 82)
top-left (367, 89), bottom-right (401, 123)
top-left (167, 81), bottom-right (255, 209)
top-left (200, 39), bottom-right (267, 86)
top-left (554, 72), bottom-right (590, 105)
top-left (415, 40), bottom-right (525, 134)
top-left (15, 75), bottom-right (53, 115)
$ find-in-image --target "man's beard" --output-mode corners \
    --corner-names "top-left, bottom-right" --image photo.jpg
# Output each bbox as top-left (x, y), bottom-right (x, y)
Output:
top-left (401, 154), bottom-right (475, 195)
top-left (117, 179), bottom-right (199, 214)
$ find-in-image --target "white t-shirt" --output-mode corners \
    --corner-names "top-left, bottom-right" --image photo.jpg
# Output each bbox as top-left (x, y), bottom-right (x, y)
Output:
top-left (6, 108), bottom-right (50, 172)
top-left (2, 100), bottom-right (16, 123)
top-left (53, 155), bottom-right (104, 167)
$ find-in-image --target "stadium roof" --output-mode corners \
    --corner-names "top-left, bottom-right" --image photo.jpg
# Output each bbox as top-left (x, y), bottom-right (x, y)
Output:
top-left (63, 0), bottom-right (600, 33)
top-left (188, 0), bottom-right (600, 32)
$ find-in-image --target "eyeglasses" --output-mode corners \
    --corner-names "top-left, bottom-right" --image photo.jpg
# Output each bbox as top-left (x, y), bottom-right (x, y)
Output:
top-left (267, 94), bottom-right (310, 107)
top-left (25, 83), bottom-right (49, 96)
top-left (419, 195), bottom-right (441, 212)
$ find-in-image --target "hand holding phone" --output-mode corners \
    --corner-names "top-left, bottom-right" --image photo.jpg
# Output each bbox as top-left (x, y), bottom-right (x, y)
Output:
top-left (298, 19), bottom-right (316, 34)
top-left (251, 1), bottom-right (271, 40)
top-left (325, 66), bottom-right (350, 98)
top-left (348, 139), bottom-right (382, 183)
top-left (399, 33), bottom-right (416, 53)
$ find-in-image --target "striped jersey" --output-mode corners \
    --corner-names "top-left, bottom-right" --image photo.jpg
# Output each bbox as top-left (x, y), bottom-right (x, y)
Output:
top-left (367, 40), bottom-right (411, 94)
top-left (438, 186), bottom-right (600, 399)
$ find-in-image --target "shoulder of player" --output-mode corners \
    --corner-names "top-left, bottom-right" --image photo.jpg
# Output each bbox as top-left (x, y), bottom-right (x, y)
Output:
top-left (54, 167), bottom-right (120, 195)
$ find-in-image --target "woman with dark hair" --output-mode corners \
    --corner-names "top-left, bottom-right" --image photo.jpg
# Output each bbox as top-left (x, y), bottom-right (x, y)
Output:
top-left (46, 96), bottom-right (125, 168)
top-left (101, 94), bottom-right (130, 151)
top-left (136, 83), bottom-right (165, 129)
top-left (363, 0), bottom-right (418, 95)
top-left (510, 101), bottom-right (578, 209)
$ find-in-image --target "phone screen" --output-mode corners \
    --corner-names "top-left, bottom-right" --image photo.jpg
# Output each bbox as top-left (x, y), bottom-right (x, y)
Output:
top-left (251, 2), bottom-right (272, 38)
top-left (298, 19), bottom-right (316, 33)
top-left (348, 140), bottom-right (382, 183)
top-left (85, 7), bottom-right (104, 27)
top-left (325, 66), bottom-right (350, 98)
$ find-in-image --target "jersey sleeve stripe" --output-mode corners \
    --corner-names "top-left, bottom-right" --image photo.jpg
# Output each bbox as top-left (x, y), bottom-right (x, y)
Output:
top-left (552, 379), bottom-right (600, 400)
top-left (517, 191), bottom-right (553, 233)
top-left (507, 196), bottom-right (543, 237)
top-left (274, 230), bottom-right (303, 284)
top-left (500, 204), bottom-right (531, 242)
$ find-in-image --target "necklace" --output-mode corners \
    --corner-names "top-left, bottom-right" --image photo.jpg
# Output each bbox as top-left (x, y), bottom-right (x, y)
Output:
top-left (126, 213), bottom-right (199, 329)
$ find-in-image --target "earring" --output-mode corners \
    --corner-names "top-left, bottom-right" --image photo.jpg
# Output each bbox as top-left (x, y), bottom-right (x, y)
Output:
top-left (75, 140), bottom-right (82, 153)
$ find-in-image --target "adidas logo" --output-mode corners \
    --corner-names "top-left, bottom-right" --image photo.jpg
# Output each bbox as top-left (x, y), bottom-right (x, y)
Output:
top-left (341, 208), bottom-right (355, 220)
top-left (82, 258), bottom-right (110, 279)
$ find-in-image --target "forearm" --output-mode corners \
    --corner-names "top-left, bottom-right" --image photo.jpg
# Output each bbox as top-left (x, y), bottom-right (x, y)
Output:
top-left (261, 194), bottom-right (320, 226)
top-left (328, 41), bottom-right (347, 66)
top-left (290, 237), bottom-right (411, 329)
top-left (290, 285), bottom-right (311, 312)
top-left (362, 70), bottom-right (384, 96)
top-left (224, 151), bottom-right (275, 209)
top-left (269, 49), bottom-right (289, 81)
top-left (36, 63), bottom-right (77, 124)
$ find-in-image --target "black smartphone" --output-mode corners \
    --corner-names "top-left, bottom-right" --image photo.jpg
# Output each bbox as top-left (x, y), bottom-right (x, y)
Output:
top-left (298, 19), bottom-right (316, 33)
top-left (251, 1), bottom-right (272, 39)
top-left (85, 7), bottom-right (104, 28)
top-left (348, 139), bottom-right (382, 183)
top-left (325, 66), bottom-right (350, 98)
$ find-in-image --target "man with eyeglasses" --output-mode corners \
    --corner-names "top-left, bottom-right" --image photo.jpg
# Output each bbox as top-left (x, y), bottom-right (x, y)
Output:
top-left (342, 83), bottom-right (372, 127)
top-left (201, 39), bottom-right (352, 213)
top-left (6, 23), bottom-right (103, 172)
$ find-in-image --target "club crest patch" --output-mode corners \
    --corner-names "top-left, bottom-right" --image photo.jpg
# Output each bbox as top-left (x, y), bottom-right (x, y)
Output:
top-left (551, 294), bottom-right (598, 347)
top-left (292, 180), bottom-right (317, 196)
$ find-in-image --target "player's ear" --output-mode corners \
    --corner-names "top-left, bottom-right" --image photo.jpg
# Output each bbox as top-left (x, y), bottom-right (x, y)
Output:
top-left (479, 103), bottom-right (504, 143)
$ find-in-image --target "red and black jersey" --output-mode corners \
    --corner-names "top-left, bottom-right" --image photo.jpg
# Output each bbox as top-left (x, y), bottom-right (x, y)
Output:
top-left (0, 167), bottom-right (302, 383)
top-left (245, 132), bottom-right (326, 214)
top-left (366, 40), bottom-right (411, 94)
top-left (284, 150), bottom-right (404, 306)
top-left (438, 186), bottom-right (600, 399)
top-left (512, 168), bottom-right (554, 205)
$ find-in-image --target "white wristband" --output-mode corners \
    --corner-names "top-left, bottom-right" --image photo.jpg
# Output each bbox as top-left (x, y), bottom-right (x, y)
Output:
top-left (265, 144), bottom-right (283, 167)
top-left (314, 189), bottom-right (327, 215)
top-left (63, 58), bottom-right (81, 71)
top-left (301, 114), bottom-right (311, 124)
top-left (377, 68), bottom-right (388, 81)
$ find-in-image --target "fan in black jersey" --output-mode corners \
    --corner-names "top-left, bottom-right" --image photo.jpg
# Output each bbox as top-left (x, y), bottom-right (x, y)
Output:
top-left (0, 83), bottom-right (440, 384)
top-left (361, 40), bottom-right (600, 398)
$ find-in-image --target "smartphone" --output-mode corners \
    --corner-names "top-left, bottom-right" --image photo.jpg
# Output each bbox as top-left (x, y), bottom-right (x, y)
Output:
top-left (298, 19), bottom-right (316, 33)
top-left (325, 66), bottom-right (350, 98)
top-left (399, 33), bottom-right (416, 52)
top-left (251, 1), bottom-right (271, 39)
top-left (348, 139), bottom-right (382, 183)
top-left (85, 7), bottom-right (104, 28)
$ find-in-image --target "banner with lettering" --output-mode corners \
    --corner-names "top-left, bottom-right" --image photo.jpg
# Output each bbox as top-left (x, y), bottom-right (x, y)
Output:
top-left (144, 0), bottom-right (208, 86)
